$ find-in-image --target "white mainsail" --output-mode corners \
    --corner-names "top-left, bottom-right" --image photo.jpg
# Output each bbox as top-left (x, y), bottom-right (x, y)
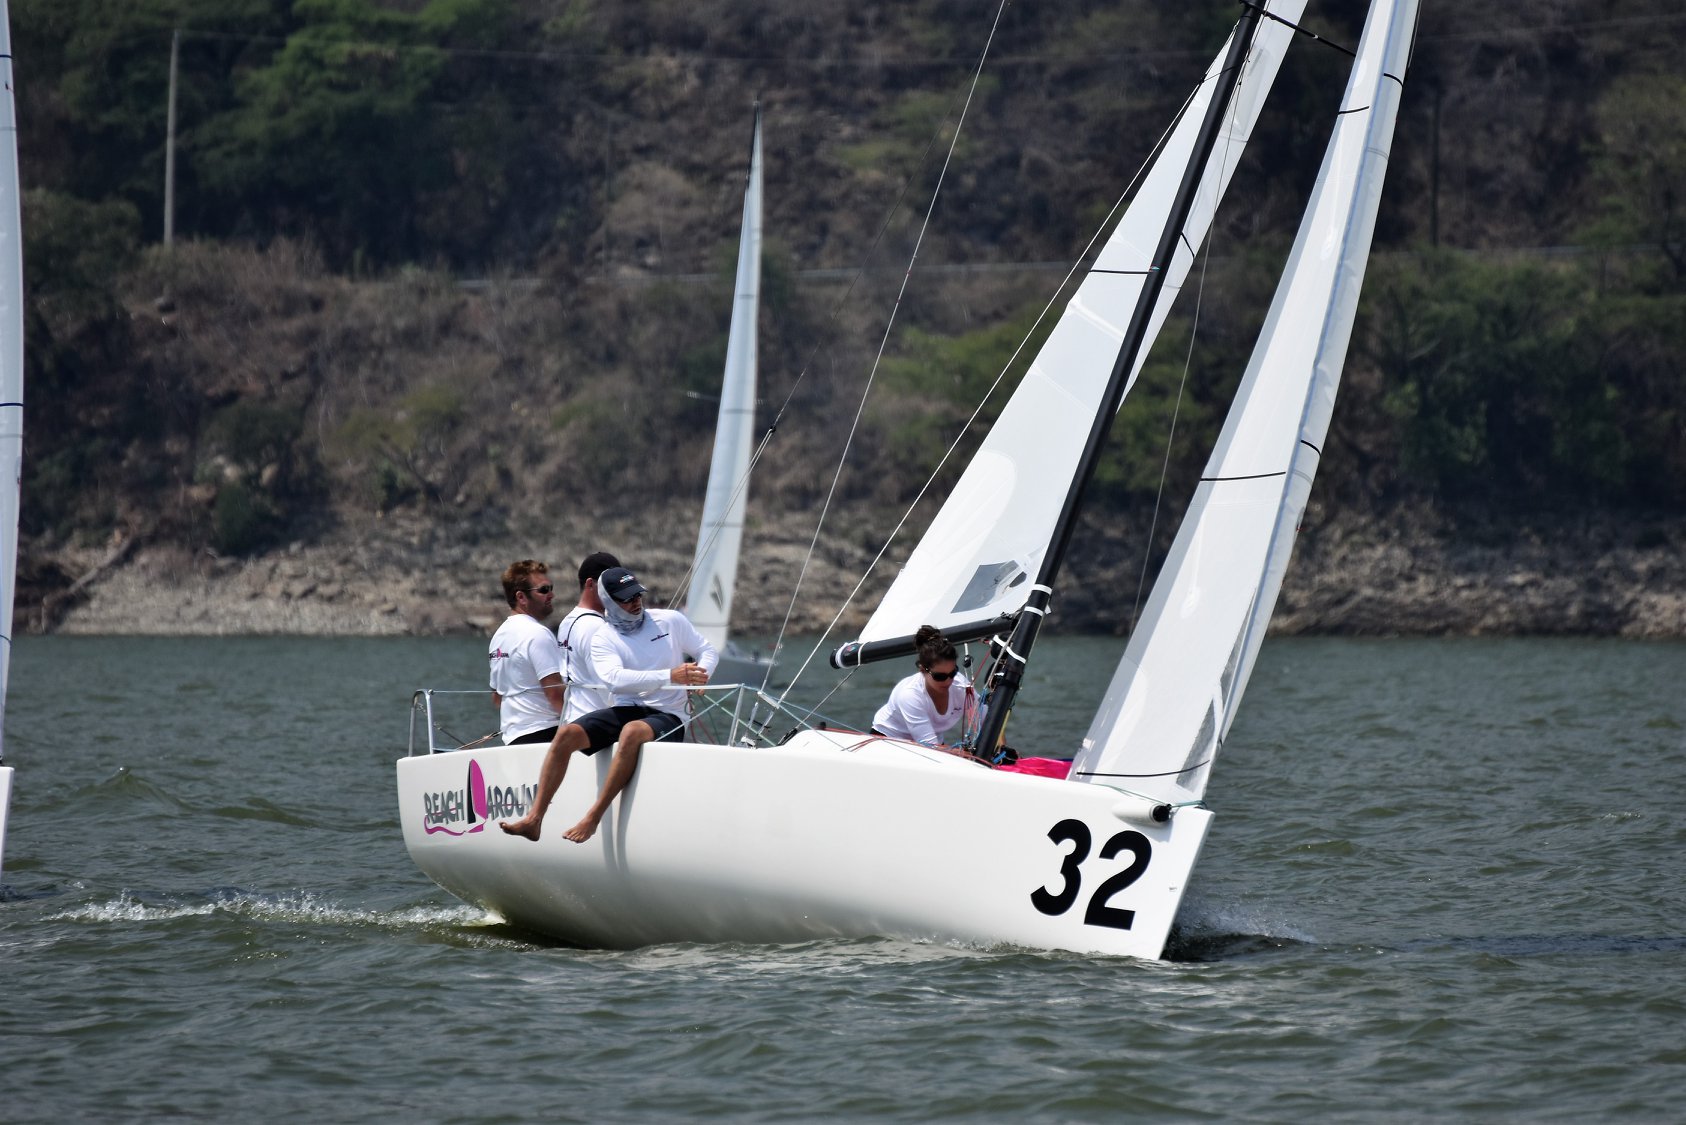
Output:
top-left (0, 0), bottom-right (25, 875)
top-left (855, 1), bottom-right (1306, 646)
top-left (1071, 0), bottom-right (1420, 803)
top-left (687, 111), bottom-right (762, 652)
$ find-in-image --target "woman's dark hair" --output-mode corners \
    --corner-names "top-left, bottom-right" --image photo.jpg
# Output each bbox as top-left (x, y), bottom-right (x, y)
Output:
top-left (915, 625), bottom-right (957, 670)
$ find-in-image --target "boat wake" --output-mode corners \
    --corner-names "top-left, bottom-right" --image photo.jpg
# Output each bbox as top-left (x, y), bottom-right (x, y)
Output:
top-left (46, 887), bottom-right (491, 932)
top-left (1163, 896), bottom-right (1318, 961)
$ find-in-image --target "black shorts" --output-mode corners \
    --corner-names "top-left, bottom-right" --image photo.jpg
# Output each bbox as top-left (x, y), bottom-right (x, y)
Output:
top-left (573, 705), bottom-right (685, 752)
top-left (508, 726), bottom-right (559, 745)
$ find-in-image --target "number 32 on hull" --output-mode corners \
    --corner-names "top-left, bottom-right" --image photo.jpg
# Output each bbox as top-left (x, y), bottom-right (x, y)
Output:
top-left (996, 802), bottom-right (1214, 959)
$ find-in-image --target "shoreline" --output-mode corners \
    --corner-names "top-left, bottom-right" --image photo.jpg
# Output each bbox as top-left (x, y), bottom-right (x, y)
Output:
top-left (22, 507), bottom-right (1686, 641)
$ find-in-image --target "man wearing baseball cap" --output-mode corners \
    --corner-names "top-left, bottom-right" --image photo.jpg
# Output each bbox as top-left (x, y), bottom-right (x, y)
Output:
top-left (500, 565), bottom-right (717, 844)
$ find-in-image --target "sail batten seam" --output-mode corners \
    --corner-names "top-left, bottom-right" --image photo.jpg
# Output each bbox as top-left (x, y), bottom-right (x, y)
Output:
top-left (1199, 470), bottom-right (1288, 482)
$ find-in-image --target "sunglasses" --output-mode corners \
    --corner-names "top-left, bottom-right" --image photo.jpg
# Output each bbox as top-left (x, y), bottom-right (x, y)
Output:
top-left (926, 668), bottom-right (956, 682)
top-left (527, 584), bottom-right (554, 596)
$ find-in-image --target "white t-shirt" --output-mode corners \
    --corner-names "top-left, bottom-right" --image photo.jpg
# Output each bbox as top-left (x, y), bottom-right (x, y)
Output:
top-left (556, 606), bottom-right (613, 723)
top-left (872, 671), bottom-right (977, 748)
top-left (488, 612), bottom-right (563, 743)
top-left (589, 608), bottom-right (719, 716)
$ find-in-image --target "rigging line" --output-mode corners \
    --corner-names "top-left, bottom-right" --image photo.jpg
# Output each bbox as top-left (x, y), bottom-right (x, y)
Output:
top-left (121, 25), bottom-right (1287, 67)
top-left (767, 0), bottom-right (1015, 703)
top-left (446, 729), bottom-right (503, 752)
top-left (1128, 36), bottom-right (1256, 630)
top-left (86, 13), bottom-right (1686, 73)
top-left (782, 60), bottom-right (1209, 694)
top-left (1243, 2), bottom-right (1358, 59)
top-left (780, 664), bottom-right (860, 732)
top-left (754, 72), bottom-right (999, 678)
top-left (666, 65), bottom-right (961, 689)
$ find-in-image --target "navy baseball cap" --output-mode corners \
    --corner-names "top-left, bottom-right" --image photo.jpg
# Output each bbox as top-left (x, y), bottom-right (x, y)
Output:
top-left (599, 567), bottom-right (647, 604)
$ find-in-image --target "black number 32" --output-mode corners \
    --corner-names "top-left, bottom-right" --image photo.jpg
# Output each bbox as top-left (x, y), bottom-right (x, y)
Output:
top-left (1029, 818), bottom-right (1153, 930)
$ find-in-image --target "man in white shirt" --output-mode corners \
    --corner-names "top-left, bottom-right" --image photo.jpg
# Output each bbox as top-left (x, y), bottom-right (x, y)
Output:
top-left (500, 566), bottom-right (717, 845)
top-left (487, 559), bottom-right (565, 745)
top-left (555, 550), bottom-right (620, 724)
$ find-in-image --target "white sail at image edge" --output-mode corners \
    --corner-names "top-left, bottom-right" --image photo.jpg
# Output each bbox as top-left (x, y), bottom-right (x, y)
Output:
top-left (0, 0), bottom-right (25, 878)
top-left (1071, 0), bottom-right (1421, 804)
top-left (857, 0), bottom-right (1307, 647)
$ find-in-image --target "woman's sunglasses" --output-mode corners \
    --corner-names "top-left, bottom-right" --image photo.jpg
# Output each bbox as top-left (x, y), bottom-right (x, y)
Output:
top-left (926, 668), bottom-right (956, 682)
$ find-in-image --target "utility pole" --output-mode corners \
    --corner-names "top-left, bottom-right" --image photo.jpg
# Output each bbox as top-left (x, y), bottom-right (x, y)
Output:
top-left (164, 28), bottom-right (178, 247)
top-left (603, 113), bottom-right (613, 269)
top-left (1430, 82), bottom-right (1440, 248)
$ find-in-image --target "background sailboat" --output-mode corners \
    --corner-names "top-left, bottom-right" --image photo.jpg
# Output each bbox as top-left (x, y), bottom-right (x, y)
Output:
top-left (0, 0), bottom-right (26, 878)
top-left (683, 108), bottom-right (772, 686)
top-left (396, 0), bottom-right (1417, 959)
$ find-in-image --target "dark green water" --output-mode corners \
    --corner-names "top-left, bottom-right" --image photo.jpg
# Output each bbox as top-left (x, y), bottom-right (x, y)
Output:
top-left (3, 635), bottom-right (1683, 1121)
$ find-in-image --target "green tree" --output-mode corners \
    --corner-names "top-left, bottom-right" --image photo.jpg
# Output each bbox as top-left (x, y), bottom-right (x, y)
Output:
top-left (192, 0), bottom-right (463, 266)
top-left (19, 190), bottom-right (144, 537)
top-left (1366, 253), bottom-right (1642, 507)
top-left (1583, 73), bottom-right (1686, 286)
top-left (333, 382), bottom-right (468, 508)
top-left (20, 0), bottom-right (292, 237)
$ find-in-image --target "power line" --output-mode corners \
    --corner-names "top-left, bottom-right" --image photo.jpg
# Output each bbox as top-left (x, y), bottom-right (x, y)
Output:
top-left (143, 11), bottom-right (1686, 72)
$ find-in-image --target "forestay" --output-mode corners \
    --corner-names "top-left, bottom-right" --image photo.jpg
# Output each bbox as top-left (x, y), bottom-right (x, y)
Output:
top-left (1071, 0), bottom-right (1420, 803)
top-left (854, 2), bottom-right (1306, 647)
top-left (687, 112), bottom-right (763, 651)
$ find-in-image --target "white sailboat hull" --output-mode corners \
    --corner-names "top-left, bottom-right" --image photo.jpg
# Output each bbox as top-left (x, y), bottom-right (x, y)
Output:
top-left (397, 730), bottom-right (1211, 958)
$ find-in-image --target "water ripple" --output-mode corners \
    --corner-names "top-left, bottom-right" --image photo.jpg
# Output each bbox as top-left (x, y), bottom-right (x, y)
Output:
top-left (3, 635), bottom-right (1685, 1121)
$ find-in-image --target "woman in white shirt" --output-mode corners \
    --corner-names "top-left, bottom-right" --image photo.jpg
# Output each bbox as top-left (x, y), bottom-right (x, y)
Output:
top-left (870, 626), bottom-right (981, 757)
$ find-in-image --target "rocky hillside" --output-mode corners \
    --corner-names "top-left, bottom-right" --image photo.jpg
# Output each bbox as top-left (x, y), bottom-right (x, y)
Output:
top-left (13, 0), bottom-right (1686, 638)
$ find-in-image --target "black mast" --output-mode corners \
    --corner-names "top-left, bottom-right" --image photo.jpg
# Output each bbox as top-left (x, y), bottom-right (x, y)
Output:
top-left (972, 2), bottom-right (1267, 757)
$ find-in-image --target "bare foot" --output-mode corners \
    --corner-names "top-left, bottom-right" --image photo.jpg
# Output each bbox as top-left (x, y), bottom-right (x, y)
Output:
top-left (499, 817), bottom-right (541, 842)
top-left (561, 815), bottom-right (602, 844)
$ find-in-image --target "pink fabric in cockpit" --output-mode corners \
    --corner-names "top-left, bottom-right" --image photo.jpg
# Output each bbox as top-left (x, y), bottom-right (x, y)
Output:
top-left (996, 757), bottom-right (1072, 779)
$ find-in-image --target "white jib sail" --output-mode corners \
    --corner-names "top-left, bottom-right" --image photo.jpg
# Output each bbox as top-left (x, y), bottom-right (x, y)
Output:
top-left (0, 0), bottom-right (25, 872)
top-left (687, 113), bottom-right (762, 651)
top-left (1070, 0), bottom-right (1420, 804)
top-left (856, 1), bottom-right (1306, 646)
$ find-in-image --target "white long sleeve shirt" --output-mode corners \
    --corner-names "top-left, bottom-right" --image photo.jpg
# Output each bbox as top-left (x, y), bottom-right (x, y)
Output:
top-left (589, 608), bottom-right (719, 715)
